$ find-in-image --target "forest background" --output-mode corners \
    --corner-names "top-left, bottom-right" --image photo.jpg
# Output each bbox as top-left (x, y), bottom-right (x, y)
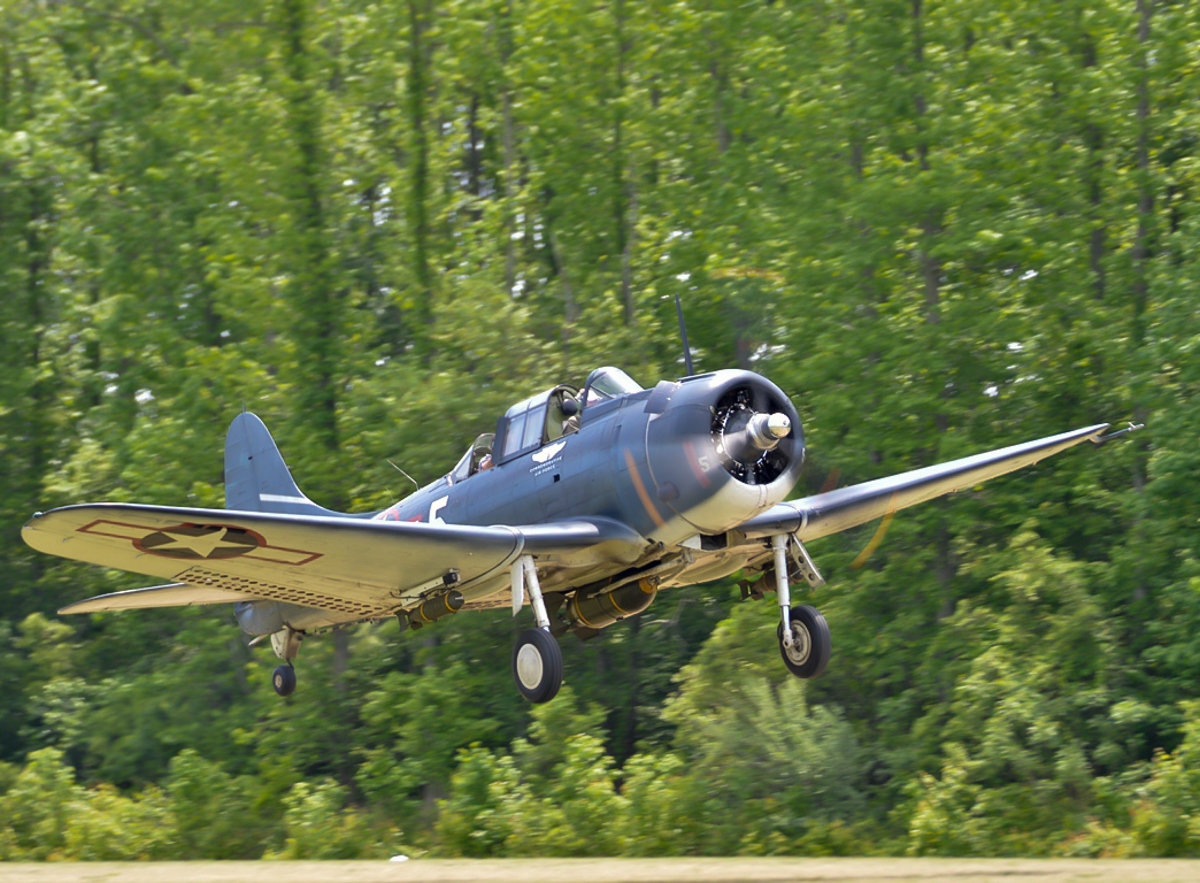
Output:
top-left (3, 0), bottom-right (1200, 861)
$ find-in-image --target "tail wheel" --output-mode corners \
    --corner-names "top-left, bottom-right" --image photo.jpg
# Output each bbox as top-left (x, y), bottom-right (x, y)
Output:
top-left (512, 628), bottom-right (563, 703)
top-left (777, 604), bottom-right (831, 679)
top-left (272, 664), bottom-right (297, 697)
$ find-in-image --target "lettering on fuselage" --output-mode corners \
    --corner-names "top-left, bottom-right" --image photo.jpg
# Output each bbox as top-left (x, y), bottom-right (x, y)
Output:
top-left (532, 441), bottom-right (566, 464)
top-left (530, 440), bottom-right (567, 477)
top-left (528, 439), bottom-right (564, 475)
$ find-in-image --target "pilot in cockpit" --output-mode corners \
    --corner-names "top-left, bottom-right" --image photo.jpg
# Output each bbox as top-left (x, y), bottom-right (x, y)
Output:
top-left (562, 395), bottom-right (581, 435)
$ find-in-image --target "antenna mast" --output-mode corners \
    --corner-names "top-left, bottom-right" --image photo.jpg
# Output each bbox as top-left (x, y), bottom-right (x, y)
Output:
top-left (674, 291), bottom-right (695, 376)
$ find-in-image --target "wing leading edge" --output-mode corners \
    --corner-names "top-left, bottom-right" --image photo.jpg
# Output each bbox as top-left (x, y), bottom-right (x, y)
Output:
top-left (739, 423), bottom-right (1110, 541)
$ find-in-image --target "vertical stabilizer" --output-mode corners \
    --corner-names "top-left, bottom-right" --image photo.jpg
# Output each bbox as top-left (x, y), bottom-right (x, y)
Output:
top-left (224, 413), bottom-right (343, 516)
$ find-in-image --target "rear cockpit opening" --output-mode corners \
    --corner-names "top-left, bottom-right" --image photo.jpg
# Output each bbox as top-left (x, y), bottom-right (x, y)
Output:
top-left (449, 433), bottom-right (496, 483)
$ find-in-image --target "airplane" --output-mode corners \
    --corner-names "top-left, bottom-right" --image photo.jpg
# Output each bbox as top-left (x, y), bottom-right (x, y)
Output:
top-left (22, 365), bottom-right (1129, 703)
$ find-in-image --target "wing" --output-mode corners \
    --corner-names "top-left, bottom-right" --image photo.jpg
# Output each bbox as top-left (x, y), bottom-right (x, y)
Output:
top-left (24, 504), bottom-right (645, 617)
top-left (738, 423), bottom-right (1109, 541)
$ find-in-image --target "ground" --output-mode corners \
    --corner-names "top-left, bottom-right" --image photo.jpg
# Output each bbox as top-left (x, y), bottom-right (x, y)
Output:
top-left (3, 858), bottom-right (1200, 883)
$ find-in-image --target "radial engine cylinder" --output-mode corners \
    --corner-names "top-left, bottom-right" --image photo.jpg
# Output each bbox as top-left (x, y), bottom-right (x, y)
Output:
top-left (566, 578), bottom-right (657, 630)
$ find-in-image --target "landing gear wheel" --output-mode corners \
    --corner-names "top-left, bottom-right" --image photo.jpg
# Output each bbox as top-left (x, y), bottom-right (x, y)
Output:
top-left (272, 664), bottom-right (297, 697)
top-left (777, 605), bottom-right (831, 679)
top-left (512, 628), bottom-right (563, 703)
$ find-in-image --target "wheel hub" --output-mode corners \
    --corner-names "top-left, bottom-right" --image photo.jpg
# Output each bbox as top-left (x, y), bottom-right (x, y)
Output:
top-left (515, 643), bottom-right (545, 689)
top-left (784, 622), bottom-right (811, 666)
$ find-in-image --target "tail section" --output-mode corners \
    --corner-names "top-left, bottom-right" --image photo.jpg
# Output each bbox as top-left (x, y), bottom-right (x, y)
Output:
top-left (224, 412), bottom-right (343, 517)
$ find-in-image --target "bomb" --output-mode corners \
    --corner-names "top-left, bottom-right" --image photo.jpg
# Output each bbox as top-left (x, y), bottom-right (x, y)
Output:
top-left (407, 590), bottom-right (464, 630)
top-left (566, 578), bottom-right (657, 630)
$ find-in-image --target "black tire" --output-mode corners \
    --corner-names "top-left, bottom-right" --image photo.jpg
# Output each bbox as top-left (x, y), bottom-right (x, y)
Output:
top-left (512, 628), bottom-right (564, 703)
top-left (777, 604), bottom-right (831, 679)
top-left (272, 664), bottom-right (297, 697)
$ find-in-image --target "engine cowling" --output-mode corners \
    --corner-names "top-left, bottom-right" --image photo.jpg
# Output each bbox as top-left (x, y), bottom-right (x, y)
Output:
top-left (643, 370), bottom-right (805, 537)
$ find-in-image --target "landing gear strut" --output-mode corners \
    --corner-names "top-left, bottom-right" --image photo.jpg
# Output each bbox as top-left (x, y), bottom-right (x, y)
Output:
top-left (770, 534), bottom-right (831, 679)
top-left (511, 555), bottom-right (563, 703)
top-left (269, 627), bottom-right (303, 697)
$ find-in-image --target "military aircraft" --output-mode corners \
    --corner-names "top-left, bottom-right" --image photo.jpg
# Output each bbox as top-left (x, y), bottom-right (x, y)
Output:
top-left (23, 365), bottom-right (1124, 702)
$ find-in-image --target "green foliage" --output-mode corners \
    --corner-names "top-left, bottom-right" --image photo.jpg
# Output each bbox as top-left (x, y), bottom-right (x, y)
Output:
top-left (904, 531), bottom-right (1123, 855)
top-left (61, 784), bottom-right (176, 861)
top-left (433, 746), bottom-right (521, 857)
top-left (667, 676), bottom-right (866, 854)
top-left (166, 749), bottom-right (274, 859)
top-left (3, 0), bottom-right (1200, 862)
top-left (355, 658), bottom-right (504, 824)
top-left (504, 732), bottom-right (627, 857)
top-left (434, 690), bottom-right (626, 857)
top-left (0, 748), bottom-right (83, 860)
top-left (268, 779), bottom-right (393, 860)
top-left (0, 748), bottom-right (176, 861)
top-left (1124, 702), bottom-right (1200, 857)
top-left (616, 752), bottom-right (708, 856)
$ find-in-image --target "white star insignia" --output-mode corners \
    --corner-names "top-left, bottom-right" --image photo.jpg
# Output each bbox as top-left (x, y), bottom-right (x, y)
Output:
top-left (139, 525), bottom-right (258, 559)
top-left (153, 527), bottom-right (234, 558)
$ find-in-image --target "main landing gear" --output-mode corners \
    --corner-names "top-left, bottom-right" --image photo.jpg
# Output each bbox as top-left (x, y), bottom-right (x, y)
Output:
top-left (778, 604), bottom-right (830, 678)
top-left (769, 534), bottom-right (831, 680)
top-left (514, 628), bottom-right (563, 703)
top-left (269, 626), bottom-right (303, 697)
top-left (511, 555), bottom-right (563, 703)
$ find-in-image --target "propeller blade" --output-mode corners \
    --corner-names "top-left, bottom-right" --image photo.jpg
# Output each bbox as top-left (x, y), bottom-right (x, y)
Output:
top-left (752, 384), bottom-right (771, 416)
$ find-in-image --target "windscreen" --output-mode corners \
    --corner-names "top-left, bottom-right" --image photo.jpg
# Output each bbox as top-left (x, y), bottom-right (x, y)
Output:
top-left (583, 367), bottom-right (643, 405)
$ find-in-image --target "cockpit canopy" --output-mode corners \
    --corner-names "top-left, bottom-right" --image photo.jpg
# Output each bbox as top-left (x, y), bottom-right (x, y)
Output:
top-left (447, 368), bottom-right (646, 480)
top-left (496, 385), bottom-right (578, 462)
top-left (580, 366), bottom-right (643, 405)
top-left (492, 367), bottom-right (643, 466)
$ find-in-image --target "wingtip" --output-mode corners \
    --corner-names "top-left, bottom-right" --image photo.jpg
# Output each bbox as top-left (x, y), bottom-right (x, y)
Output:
top-left (1054, 423), bottom-right (1110, 445)
top-left (57, 594), bottom-right (102, 615)
top-left (1091, 421), bottom-right (1145, 445)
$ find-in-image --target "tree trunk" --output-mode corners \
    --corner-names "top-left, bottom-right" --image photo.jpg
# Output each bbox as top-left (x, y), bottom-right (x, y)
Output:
top-left (407, 0), bottom-right (435, 365)
top-left (282, 0), bottom-right (340, 461)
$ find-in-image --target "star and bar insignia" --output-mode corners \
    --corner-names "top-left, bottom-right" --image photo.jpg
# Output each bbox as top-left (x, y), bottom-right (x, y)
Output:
top-left (76, 519), bottom-right (323, 566)
top-left (136, 525), bottom-right (261, 560)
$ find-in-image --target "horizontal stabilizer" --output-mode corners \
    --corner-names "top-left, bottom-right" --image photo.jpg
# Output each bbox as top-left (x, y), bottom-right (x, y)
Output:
top-left (60, 583), bottom-right (266, 615)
